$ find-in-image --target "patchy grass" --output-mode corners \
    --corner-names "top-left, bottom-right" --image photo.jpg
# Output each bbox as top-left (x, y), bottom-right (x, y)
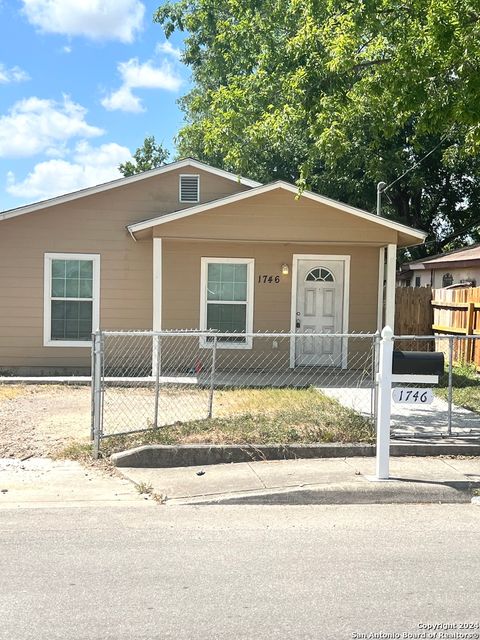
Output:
top-left (135, 481), bottom-right (154, 495)
top-left (0, 385), bottom-right (28, 401)
top-left (93, 387), bottom-right (374, 458)
top-left (54, 441), bottom-right (92, 462)
top-left (437, 362), bottom-right (480, 413)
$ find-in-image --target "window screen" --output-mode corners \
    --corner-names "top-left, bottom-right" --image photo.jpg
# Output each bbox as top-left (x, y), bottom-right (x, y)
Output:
top-left (50, 259), bottom-right (94, 341)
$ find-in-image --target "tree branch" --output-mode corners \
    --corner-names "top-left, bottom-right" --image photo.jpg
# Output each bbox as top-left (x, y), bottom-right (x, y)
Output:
top-left (353, 58), bottom-right (392, 71)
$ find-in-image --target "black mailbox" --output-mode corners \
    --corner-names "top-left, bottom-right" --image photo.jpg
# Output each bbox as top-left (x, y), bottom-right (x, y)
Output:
top-left (392, 351), bottom-right (444, 376)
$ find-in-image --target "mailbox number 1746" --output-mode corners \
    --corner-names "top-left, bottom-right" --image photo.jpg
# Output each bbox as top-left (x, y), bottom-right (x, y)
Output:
top-left (392, 388), bottom-right (433, 405)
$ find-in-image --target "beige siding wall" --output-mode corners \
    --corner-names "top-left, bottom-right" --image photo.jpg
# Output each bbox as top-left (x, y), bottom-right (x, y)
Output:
top-left (154, 190), bottom-right (398, 244)
top-left (163, 241), bottom-right (379, 332)
top-left (162, 240), bottom-right (379, 369)
top-left (0, 169), bottom-right (248, 373)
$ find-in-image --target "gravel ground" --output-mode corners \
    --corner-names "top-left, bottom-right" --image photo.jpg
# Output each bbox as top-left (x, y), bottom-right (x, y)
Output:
top-left (0, 383), bottom-right (372, 459)
top-left (0, 385), bottom-right (91, 458)
top-left (0, 384), bottom-right (215, 458)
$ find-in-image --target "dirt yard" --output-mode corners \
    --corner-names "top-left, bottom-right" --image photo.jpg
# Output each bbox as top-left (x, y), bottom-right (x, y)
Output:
top-left (0, 383), bottom-right (373, 459)
top-left (0, 385), bottom-right (91, 458)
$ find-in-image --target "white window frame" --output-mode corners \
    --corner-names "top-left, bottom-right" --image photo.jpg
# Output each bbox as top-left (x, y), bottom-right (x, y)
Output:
top-left (200, 257), bottom-right (254, 349)
top-left (43, 252), bottom-right (100, 347)
top-left (179, 174), bottom-right (200, 203)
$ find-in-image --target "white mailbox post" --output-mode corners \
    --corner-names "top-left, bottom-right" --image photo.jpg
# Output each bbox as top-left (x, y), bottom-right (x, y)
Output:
top-left (375, 326), bottom-right (394, 480)
top-left (375, 328), bottom-right (445, 480)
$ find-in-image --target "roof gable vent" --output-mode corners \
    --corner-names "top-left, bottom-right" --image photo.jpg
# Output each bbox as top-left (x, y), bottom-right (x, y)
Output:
top-left (179, 174), bottom-right (200, 202)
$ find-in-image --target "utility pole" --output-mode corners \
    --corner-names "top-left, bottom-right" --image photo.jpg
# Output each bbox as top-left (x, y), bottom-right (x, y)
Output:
top-left (377, 181), bottom-right (387, 216)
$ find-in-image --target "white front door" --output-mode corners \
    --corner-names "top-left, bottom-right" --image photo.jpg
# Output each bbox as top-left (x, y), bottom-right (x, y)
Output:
top-left (295, 259), bottom-right (345, 366)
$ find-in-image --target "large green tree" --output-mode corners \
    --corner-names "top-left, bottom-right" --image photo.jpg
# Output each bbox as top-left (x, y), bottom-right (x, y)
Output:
top-left (119, 136), bottom-right (170, 176)
top-left (155, 0), bottom-right (480, 252)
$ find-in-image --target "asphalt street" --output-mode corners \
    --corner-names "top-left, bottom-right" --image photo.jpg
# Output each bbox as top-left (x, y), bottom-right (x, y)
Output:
top-left (1, 503), bottom-right (479, 640)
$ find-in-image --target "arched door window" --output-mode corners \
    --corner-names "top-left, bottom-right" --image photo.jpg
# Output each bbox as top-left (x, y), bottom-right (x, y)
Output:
top-left (305, 267), bottom-right (334, 282)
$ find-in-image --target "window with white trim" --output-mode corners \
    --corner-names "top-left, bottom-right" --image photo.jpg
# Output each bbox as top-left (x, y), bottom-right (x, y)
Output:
top-left (44, 253), bottom-right (100, 347)
top-left (200, 258), bottom-right (254, 348)
top-left (179, 174), bottom-right (200, 202)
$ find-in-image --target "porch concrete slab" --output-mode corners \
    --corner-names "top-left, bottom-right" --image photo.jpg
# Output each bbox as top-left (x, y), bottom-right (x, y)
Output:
top-left (117, 456), bottom-right (480, 505)
top-left (0, 458), bottom-right (145, 508)
top-left (118, 462), bottom-right (264, 499)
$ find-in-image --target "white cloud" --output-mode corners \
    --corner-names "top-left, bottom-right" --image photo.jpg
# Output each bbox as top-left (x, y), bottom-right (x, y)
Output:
top-left (21, 0), bottom-right (144, 43)
top-left (156, 41), bottom-right (181, 60)
top-left (0, 63), bottom-right (30, 83)
top-left (6, 141), bottom-right (132, 200)
top-left (101, 85), bottom-right (144, 113)
top-left (102, 58), bottom-right (182, 113)
top-left (0, 95), bottom-right (103, 158)
top-left (119, 58), bottom-right (181, 91)
top-left (62, 45), bottom-right (72, 54)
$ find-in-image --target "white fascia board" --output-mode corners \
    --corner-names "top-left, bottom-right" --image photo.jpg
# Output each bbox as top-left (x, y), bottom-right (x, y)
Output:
top-left (0, 158), bottom-right (261, 222)
top-left (127, 180), bottom-right (428, 241)
top-left (400, 261), bottom-right (426, 272)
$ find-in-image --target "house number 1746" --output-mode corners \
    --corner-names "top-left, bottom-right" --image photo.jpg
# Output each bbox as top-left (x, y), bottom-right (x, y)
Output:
top-left (258, 275), bottom-right (280, 284)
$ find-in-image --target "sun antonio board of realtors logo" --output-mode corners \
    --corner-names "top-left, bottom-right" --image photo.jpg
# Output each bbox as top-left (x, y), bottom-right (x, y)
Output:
top-left (351, 634), bottom-right (424, 639)
top-left (351, 633), bottom-right (480, 640)
top-left (352, 634), bottom-right (405, 639)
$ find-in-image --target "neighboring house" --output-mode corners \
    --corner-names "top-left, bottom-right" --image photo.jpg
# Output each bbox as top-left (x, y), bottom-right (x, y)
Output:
top-left (398, 244), bottom-right (480, 289)
top-left (0, 158), bottom-right (426, 374)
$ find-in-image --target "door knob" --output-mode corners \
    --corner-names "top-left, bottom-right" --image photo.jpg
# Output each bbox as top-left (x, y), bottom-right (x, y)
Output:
top-left (296, 319), bottom-right (301, 329)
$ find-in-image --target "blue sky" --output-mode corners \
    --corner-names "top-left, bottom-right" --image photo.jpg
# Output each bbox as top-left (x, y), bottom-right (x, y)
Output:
top-left (0, 0), bottom-right (189, 211)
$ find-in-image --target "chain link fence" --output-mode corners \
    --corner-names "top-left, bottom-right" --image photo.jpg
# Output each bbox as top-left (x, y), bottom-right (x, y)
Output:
top-left (391, 334), bottom-right (480, 439)
top-left (91, 330), bottom-right (378, 456)
top-left (91, 330), bottom-right (480, 456)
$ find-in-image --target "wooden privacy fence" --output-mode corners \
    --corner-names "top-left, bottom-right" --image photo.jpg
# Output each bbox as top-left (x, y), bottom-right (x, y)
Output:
top-left (395, 287), bottom-right (434, 336)
top-left (432, 287), bottom-right (480, 369)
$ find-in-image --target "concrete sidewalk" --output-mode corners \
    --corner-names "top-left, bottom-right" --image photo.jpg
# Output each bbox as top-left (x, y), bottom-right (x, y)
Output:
top-left (0, 458), bottom-right (150, 508)
top-left (320, 387), bottom-right (480, 438)
top-left (117, 456), bottom-right (480, 505)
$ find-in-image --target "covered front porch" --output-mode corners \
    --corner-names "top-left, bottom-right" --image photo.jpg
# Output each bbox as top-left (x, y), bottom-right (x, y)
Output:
top-left (126, 181), bottom-right (426, 372)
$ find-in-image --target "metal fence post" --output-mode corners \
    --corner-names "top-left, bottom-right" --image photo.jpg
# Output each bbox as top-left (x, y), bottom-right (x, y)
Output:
top-left (92, 330), bottom-right (103, 459)
top-left (90, 333), bottom-right (96, 442)
top-left (447, 335), bottom-right (453, 437)
top-left (371, 331), bottom-right (380, 422)
top-left (375, 326), bottom-right (394, 480)
top-left (207, 337), bottom-right (217, 419)
top-left (153, 335), bottom-right (161, 429)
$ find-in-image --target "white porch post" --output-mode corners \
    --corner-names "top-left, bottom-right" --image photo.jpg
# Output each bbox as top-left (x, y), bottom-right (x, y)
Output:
top-left (385, 243), bottom-right (396, 331)
top-left (153, 237), bottom-right (162, 331)
top-left (377, 247), bottom-right (385, 331)
top-left (152, 238), bottom-right (162, 375)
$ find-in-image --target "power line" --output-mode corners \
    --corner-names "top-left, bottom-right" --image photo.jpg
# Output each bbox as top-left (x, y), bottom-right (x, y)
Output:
top-left (421, 217), bottom-right (480, 250)
top-left (383, 130), bottom-right (452, 193)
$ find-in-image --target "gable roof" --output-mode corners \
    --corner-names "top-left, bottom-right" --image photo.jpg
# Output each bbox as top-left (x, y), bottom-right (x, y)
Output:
top-left (127, 180), bottom-right (427, 245)
top-left (403, 243), bottom-right (480, 271)
top-left (0, 158), bottom-right (261, 222)
top-left (422, 243), bottom-right (480, 266)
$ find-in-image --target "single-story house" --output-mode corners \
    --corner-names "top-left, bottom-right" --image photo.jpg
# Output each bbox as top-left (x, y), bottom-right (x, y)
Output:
top-left (0, 158), bottom-right (426, 374)
top-left (398, 244), bottom-right (480, 289)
